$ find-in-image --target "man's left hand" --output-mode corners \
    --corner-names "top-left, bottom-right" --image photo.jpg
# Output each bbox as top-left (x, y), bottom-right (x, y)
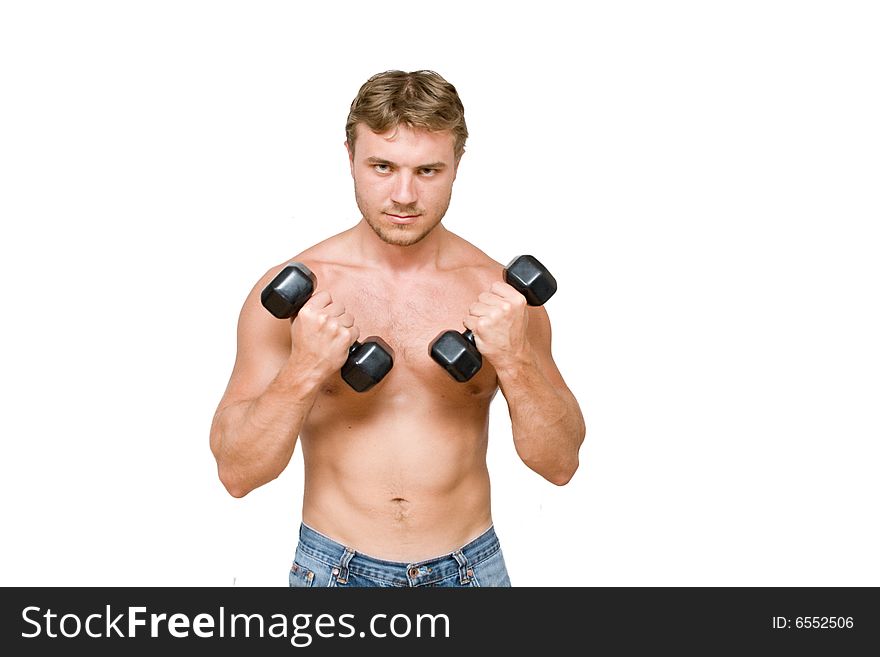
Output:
top-left (462, 281), bottom-right (533, 371)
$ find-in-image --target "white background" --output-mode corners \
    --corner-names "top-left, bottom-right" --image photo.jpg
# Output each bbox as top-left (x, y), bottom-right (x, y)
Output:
top-left (1, 1), bottom-right (877, 587)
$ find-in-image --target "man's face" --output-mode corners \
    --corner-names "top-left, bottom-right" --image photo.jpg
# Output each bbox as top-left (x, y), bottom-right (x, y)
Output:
top-left (347, 123), bottom-right (458, 247)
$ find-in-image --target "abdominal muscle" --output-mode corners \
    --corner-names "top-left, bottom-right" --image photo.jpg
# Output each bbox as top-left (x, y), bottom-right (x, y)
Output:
top-left (298, 377), bottom-right (496, 562)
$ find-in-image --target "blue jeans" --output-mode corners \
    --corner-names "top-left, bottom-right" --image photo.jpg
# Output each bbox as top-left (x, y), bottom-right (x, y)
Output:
top-left (289, 522), bottom-right (512, 587)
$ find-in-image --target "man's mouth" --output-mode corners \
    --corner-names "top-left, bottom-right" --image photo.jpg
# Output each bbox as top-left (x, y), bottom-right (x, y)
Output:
top-left (385, 213), bottom-right (420, 224)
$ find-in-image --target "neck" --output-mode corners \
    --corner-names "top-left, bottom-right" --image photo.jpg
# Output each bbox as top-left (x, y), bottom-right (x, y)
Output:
top-left (352, 219), bottom-right (449, 273)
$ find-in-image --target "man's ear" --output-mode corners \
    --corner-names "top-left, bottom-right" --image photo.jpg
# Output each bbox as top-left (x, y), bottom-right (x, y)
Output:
top-left (453, 149), bottom-right (464, 181)
top-left (345, 140), bottom-right (355, 177)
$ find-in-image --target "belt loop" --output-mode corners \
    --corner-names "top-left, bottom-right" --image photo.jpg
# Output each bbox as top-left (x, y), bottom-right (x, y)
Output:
top-left (335, 548), bottom-right (355, 584)
top-left (452, 549), bottom-right (470, 585)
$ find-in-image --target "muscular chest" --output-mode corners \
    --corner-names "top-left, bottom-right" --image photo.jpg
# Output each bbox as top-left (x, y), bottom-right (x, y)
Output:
top-left (327, 271), bottom-right (498, 397)
top-left (343, 278), bottom-right (467, 367)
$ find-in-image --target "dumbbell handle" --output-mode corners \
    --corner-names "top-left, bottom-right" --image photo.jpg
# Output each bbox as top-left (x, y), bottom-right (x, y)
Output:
top-left (430, 255), bottom-right (556, 384)
top-left (451, 256), bottom-right (552, 360)
top-left (457, 255), bottom-right (556, 342)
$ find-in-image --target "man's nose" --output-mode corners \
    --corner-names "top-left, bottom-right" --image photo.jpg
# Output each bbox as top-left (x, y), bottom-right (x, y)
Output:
top-left (390, 172), bottom-right (417, 206)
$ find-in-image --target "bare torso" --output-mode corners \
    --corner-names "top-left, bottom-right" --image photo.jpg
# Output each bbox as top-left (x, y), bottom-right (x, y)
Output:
top-left (285, 229), bottom-right (503, 561)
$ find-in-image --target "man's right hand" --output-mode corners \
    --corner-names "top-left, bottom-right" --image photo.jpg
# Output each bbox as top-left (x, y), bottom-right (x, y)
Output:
top-left (288, 290), bottom-right (359, 380)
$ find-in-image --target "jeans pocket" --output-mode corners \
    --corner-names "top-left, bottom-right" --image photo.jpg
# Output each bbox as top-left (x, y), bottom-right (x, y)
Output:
top-left (289, 561), bottom-right (315, 588)
top-left (469, 549), bottom-right (512, 587)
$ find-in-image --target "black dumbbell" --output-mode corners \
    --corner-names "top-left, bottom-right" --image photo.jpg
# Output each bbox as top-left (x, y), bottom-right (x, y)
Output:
top-left (261, 262), bottom-right (394, 393)
top-left (429, 255), bottom-right (557, 382)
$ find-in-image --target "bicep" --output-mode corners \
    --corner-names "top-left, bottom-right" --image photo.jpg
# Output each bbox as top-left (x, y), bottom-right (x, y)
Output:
top-left (215, 270), bottom-right (292, 413)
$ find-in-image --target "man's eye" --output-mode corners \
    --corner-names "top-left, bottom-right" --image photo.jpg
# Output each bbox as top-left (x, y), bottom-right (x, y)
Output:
top-left (420, 168), bottom-right (436, 176)
top-left (373, 164), bottom-right (391, 173)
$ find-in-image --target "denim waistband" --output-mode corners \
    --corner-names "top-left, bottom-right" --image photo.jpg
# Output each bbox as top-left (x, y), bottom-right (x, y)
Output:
top-left (296, 522), bottom-right (501, 586)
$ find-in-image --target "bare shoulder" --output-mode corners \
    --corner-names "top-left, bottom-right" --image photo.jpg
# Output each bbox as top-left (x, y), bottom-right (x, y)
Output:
top-left (254, 227), bottom-right (357, 289)
top-left (440, 231), bottom-right (504, 282)
top-left (217, 230), bottom-right (357, 411)
top-left (237, 229), bottom-right (357, 355)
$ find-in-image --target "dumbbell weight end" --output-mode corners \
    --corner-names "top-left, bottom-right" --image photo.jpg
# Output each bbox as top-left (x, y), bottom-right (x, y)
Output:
top-left (429, 329), bottom-right (482, 383)
top-left (341, 337), bottom-right (395, 392)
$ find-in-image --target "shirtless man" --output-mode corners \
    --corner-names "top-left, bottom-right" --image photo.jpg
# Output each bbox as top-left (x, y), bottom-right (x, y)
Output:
top-left (209, 70), bottom-right (585, 587)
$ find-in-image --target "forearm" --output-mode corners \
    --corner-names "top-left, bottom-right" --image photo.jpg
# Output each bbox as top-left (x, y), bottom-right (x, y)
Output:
top-left (211, 362), bottom-right (322, 497)
top-left (496, 349), bottom-right (586, 485)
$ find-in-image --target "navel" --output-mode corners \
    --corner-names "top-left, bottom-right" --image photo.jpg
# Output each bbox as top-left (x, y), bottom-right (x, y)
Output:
top-left (390, 497), bottom-right (410, 522)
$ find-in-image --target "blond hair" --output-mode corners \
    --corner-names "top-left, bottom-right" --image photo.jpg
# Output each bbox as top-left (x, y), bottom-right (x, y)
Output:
top-left (346, 70), bottom-right (468, 161)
